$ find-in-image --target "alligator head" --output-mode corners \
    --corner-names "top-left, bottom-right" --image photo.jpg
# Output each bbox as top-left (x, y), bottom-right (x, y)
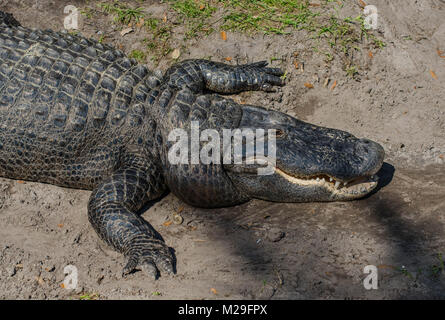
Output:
top-left (163, 100), bottom-right (384, 207)
top-left (224, 105), bottom-right (384, 203)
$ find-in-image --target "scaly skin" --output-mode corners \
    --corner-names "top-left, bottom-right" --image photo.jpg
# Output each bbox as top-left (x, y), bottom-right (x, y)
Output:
top-left (0, 13), bottom-right (384, 278)
top-left (0, 12), bottom-right (286, 277)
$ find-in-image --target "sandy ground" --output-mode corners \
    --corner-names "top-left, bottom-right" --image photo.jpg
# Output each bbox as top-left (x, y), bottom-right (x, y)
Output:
top-left (0, 0), bottom-right (444, 299)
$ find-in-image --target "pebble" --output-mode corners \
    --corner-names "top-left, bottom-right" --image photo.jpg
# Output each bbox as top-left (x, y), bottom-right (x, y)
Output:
top-left (267, 228), bottom-right (285, 242)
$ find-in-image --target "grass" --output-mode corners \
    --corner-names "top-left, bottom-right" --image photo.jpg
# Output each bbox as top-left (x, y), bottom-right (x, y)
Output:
top-left (100, 1), bottom-right (144, 25)
top-left (392, 253), bottom-right (445, 283)
top-left (142, 20), bottom-right (174, 63)
top-left (78, 292), bottom-right (100, 300)
top-left (220, 0), bottom-right (319, 35)
top-left (431, 253), bottom-right (444, 277)
top-left (129, 49), bottom-right (146, 63)
top-left (170, 0), bottom-right (217, 39)
top-left (81, 0), bottom-right (385, 73)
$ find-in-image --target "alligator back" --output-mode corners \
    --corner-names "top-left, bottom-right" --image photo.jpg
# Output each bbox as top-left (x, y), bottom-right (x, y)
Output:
top-left (0, 21), bottom-right (159, 188)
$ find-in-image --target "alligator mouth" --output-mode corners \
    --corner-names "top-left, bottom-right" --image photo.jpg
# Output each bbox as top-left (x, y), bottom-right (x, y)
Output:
top-left (274, 167), bottom-right (379, 197)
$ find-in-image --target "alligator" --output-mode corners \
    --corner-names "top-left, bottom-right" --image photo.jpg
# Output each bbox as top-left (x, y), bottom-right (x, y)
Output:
top-left (0, 12), bottom-right (384, 278)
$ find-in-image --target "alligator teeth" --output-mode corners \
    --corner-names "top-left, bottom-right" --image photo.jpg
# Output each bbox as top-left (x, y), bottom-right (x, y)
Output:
top-left (329, 177), bottom-right (333, 182)
top-left (316, 177), bottom-right (320, 181)
top-left (335, 181), bottom-right (341, 189)
top-left (321, 178), bottom-right (325, 182)
top-left (344, 181), bottom-right (348, 186)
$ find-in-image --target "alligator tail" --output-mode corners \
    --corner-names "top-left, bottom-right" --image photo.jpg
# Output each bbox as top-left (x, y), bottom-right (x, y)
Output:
top-left (0, 11), bottom-right (21, 27)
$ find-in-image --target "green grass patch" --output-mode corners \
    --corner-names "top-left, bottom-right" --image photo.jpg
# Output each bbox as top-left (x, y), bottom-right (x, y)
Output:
top-left (78, 292), bottom-right (100, 300)
top-left (220, 0), bottom-right (318, 35)
top-left (170, 0), bottom-right (217, 38)
top-left (129, 49), bottom-right (146, 63)
top-left (100, 1), bottom-right (144, 25)
top-left (85, 0), bottom-right (385, 74)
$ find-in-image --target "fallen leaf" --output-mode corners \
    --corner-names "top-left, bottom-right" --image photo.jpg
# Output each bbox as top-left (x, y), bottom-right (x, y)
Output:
top-left (440, 56), bottom-right (445, 59)
top-left (437, 49), bottom-right (443, 56)
top-left (220, 31), bottom-right (227, 41)
top-left (368, 51), bottom-right (373, 58)
top-left (199, 4), bottom-right (205, 10)
top-left (439, 154), bottom-right (444, 159)
top-left (304, 83), bottom-right (314, 88)
top-left (136, 18), bottom-right (144, 28)
top-left (57, 223), bottom-right (64, 228)
top-left (358, 0), bottom-right (367, 7)
top-left (210, 288), bottom-right (218, 295)
top-left (60, 283), bottom-right (65, 289)
top-left (120, 28), bottom-right (133, 37)
top-left (17, 180), bottom-right (24, 184)
top-left (293, 61), bottom-right (299, 69)
top-left (163, 220), bottom-right (173, 227)
top-left (163, 13), bottom-right (167, 23)
top-left (128, 22), bottom-right (132, 27)
top-left (225, 57), bottom-right (232, 61)
top-left (16, 263), bottom-right (23, 269)
top-left (430, 70), bottom-right (438, 80)
top-left (330, 80), bottom-right (337, 91)
top-left (171, 48), bottom-right (181, 59)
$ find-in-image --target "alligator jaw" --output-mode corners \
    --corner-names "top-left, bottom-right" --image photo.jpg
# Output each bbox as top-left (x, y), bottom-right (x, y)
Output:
top-left (274, 167), bottom-right (379, 199)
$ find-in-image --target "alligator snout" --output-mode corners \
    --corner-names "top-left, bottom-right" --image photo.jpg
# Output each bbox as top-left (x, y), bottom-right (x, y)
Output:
top-left (356, 138), bottom-right (385, 177)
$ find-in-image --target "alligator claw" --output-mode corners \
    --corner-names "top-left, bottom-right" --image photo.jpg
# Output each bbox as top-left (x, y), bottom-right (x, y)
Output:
top-left (122, 240), bottom-right (175, 279)
top-left (243, 61), bottom-right (285, 91)
top-left (140, 260), bottom-right (158, 280)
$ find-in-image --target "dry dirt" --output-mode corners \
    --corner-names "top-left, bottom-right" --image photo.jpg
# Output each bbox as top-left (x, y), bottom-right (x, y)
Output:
top-left (0, 0), bottom-right (444, 299)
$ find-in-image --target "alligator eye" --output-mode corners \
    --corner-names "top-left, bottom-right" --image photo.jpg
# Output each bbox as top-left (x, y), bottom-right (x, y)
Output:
top-left (275, 129), bottom-right (285, 138)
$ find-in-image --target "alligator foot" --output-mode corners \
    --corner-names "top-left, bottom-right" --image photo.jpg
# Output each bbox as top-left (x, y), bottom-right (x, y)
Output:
top-left (164, 59), bottom-right (285, 93)
top-left (123, 238), bottom-right (175, 279)
top-left (238, 60), bottom-right (285, 92)
top-left (87, 156), bottom-right (174, 279)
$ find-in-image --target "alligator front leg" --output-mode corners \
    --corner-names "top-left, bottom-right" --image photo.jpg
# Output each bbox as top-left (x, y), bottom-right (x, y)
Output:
top-left (87, 156), bottom-right (173, 279)
top-left (164, 59), bottom-right (284, 93)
